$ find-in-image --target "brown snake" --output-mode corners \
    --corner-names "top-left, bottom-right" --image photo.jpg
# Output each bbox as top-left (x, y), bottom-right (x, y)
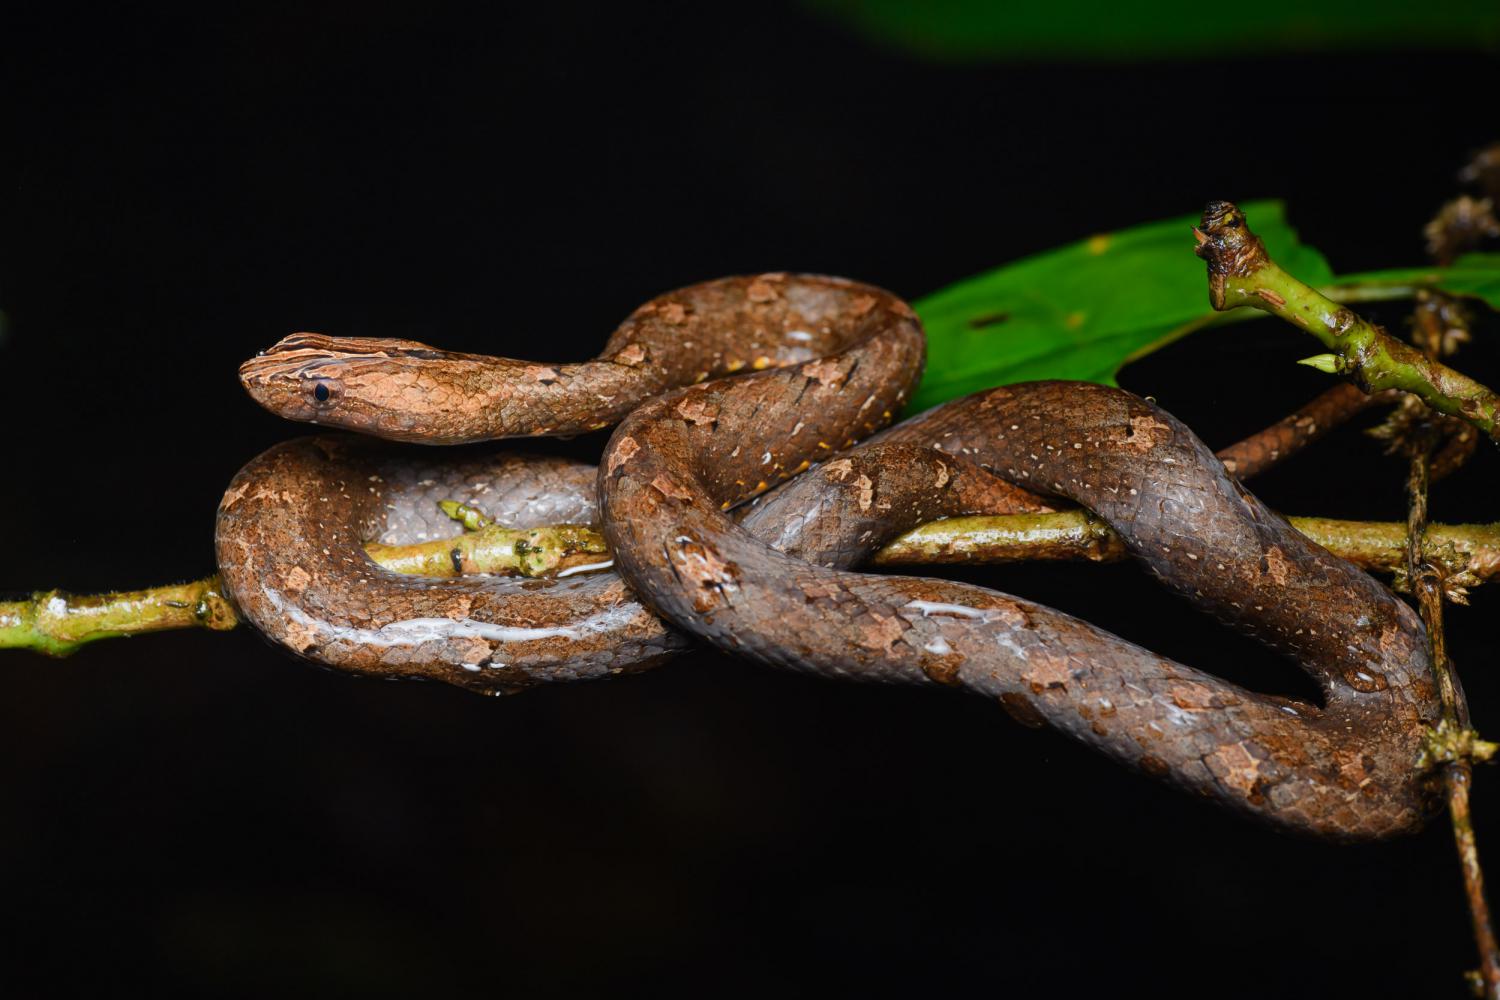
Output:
top-left (222, 272), bottom-right (1447, 840)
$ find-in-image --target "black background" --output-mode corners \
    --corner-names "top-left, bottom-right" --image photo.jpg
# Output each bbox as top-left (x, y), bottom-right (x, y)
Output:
top-left (3, 3), bottom-right (1499, 996)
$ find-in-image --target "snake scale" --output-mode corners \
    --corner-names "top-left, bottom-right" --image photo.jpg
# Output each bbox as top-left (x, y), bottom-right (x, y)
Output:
top-left (221, 272), bottom-right (1447, 840)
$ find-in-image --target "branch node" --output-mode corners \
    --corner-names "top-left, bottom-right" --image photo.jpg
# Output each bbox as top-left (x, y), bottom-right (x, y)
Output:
top-left (1420, 721), bottom-right (1499, 773)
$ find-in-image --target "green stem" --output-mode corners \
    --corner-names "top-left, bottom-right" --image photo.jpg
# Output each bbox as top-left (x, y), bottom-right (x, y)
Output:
top-left (365, 522), bottom-right (610, 577)
top-left (9, 513), bottom-right (1496, 657)
top-left (0, 576), bottom-right (239, 657)
top-left (1121, 279), bottom-right (1427, 368)
top-left (873, 511), bottom-right (1500, 597)
top-left (1319, 280), bottom-right (1429, 304)
top-left (1195, 201), bottom-right (1500, 441)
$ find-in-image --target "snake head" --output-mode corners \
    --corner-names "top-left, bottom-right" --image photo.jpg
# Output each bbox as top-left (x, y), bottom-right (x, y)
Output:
top-left (239, 333), bottom-right (487, 443)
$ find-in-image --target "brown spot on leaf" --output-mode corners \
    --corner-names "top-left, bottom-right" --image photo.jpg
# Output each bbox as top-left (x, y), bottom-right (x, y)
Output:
top-left (967, 311), bottom-right (1010, 329)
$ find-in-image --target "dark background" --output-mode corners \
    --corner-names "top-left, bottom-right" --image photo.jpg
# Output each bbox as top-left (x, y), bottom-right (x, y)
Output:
top-left (2, 3), bottom-right (1499, 996)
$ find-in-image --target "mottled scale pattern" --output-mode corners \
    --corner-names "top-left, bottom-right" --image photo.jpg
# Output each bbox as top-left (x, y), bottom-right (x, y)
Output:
top-left (239, 273), bottom-right (907, 444)
top-left (602, 377), bottom-right (1447, 841)
top-left (217, 274), bottom-right (927, 694)
top-left (224, 268), bottom-right (1446, 840)
top-left (216, 436), bottom-right (691, 693)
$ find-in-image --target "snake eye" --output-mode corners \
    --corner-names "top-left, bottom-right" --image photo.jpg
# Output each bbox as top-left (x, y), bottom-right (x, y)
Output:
top-left (308, 378), bottom-right (341, 405)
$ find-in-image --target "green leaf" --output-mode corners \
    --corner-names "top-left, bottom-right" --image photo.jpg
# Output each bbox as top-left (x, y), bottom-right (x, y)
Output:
top-left (910, 200), bottom-right (1330, 412)
top-left (1333, 255), bottom-right (1500, 310)
top-left (803, 0), bottom-right (1500, 60)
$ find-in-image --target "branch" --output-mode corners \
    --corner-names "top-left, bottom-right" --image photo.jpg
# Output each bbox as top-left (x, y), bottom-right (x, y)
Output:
top-left (1404, 421), bottom-right (1500, 998)
top-left (0, 576), bottom-right (239, 656)
top-left (872, 512), bottom-right (1500, 594)
top-left (357, 507), bottom-right (1500, 595)
top-left (10, 511), bottom-right (1494, 658)
top-left (1194, 201), bottom-right (1500, 442)
top-left (365, 504), bottom-right (611, 577)
top-left (1216, 383), bottom-right (1394, 479)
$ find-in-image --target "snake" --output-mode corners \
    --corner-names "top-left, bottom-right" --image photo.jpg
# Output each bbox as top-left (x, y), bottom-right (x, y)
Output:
top-left (222, 272), bottom-right (1447, 840)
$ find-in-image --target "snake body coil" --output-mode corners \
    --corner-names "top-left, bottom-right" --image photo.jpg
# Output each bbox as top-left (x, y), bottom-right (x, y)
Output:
top-left (222, 272), bottom-right (1447, 839)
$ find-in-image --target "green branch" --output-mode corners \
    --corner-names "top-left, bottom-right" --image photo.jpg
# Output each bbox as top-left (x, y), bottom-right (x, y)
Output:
top-left (874, 512), bottom-right (1500, 600)
top-left (365, 506), bottom-right (610, 578)
top-left (10, 510), bottom-right (1497, 657)
top-left (1194, 201), bottom-right (1500, 441)
top-left (0, 576), bottom-right (239, 656)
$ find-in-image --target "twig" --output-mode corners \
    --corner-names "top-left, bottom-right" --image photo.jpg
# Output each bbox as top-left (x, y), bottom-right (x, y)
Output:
top-left (0, 577), bottom-right (238, 656)
top-left (1461, 143), bottom-right (1500, 203)
top-left (1406, 432), bottom-right (1500, 998)
top-left (365, 506), bottom-right (610, 577)
top-left (1216, 383), bottom-right (1394, 479)
top-left (1424, 196), bottom-right (1499, 267)
top-left (9, 510), bottom-right (1496, 657)
top-left (1117, 278), bottom-right (1438, 372)
top-left (873, 512), bottom-right (1500, 592)
top-left (1393, 220), bottom-right (1500, 994)
top-left (1194, 201), bottom-right (1500, 441)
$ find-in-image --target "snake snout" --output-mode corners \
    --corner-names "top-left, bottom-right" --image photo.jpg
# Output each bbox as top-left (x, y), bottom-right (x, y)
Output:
top-left (237, 336), bottom-right (339, 420)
